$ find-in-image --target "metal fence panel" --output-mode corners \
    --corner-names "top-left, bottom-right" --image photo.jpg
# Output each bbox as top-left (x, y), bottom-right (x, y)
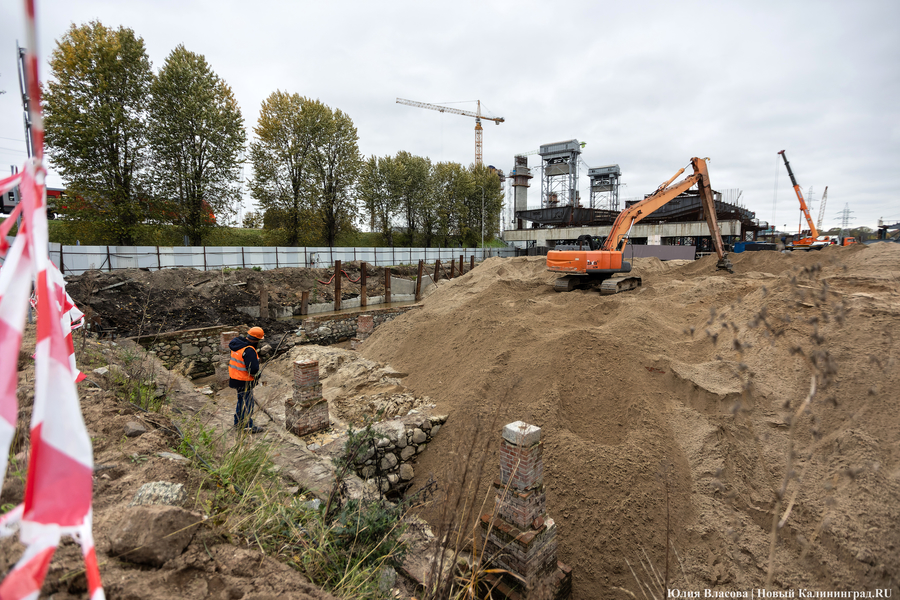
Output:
top-left (21, 243), bottom-right (515, 276)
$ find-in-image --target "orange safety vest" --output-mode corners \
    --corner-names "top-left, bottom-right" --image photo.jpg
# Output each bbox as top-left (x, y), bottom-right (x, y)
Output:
top-left (229, 346), bottom-right (259, 381)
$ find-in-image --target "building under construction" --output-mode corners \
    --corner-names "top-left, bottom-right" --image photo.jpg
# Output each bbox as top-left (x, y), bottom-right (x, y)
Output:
top-left (503, 141), bottom-right (768, 255)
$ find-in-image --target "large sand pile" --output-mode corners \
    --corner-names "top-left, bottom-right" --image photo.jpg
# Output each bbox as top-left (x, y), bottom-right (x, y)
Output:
top-left (360, 243), bottom-right (900, 597)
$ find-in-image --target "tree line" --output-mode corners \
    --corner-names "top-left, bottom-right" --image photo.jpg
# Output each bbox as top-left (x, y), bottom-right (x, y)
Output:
top-left (41, 22), bottom-right (504, 248)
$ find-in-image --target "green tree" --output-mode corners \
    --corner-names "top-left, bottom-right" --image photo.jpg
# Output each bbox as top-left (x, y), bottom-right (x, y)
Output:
top-left (395, 151), bottom-right (432, 246)
top-left (43, 21), bottom-right (154, 245)
top-left (248, 92), bottom-right (328, 246)
top-left (469, 164), bottom-right (504, 247)
top-left (430, 162), bottom-right (472, 246)
top-left (242, 210), bottom-right (263, 228)
top-left (357, 154), bottom-right (403, 246)
top-left (310, 108), bottom-right (362, 247)
top-left (148, 45), bottom-right (245, 246)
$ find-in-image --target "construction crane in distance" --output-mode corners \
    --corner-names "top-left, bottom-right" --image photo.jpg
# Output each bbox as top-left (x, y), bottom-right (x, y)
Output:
top-left (817, 186), bottom-right (829, 231)
top-left (396, 98), bottom-right (504, 166)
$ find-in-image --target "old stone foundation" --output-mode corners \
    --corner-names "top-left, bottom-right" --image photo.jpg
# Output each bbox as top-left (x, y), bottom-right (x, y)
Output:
top-left (130, 304), bottom-right (420, 379)
top-left (301, 304), bottom-right (417, 346)
top-left (480, 421), bottom-right (572, 599)
top-left (348, 412), bottom-right (446, 495)
top-left (135, 325), bottom-right (237, 379)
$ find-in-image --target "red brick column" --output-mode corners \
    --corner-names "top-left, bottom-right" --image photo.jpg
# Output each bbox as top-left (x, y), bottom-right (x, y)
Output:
top-left (286, 360), bottom-right (329, 436)
top-left (357, 314), bottom-right (374, 335)
top-left (352, 314), bottom-right (375, 350)
top-left (480, 421), bottom-right (572, 598)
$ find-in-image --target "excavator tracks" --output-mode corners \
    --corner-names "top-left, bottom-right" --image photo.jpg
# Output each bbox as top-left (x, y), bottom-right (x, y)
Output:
top-left (599, 276), bottom-right (642, 295)
top-left (553, 274), bottom-right (643, 294)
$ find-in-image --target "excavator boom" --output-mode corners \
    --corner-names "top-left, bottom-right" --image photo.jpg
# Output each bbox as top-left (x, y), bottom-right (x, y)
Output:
top-left (547, 157), bottom-right (732, 293)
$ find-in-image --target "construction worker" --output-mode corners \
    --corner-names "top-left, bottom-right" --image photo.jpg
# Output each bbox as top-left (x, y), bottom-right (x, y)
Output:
top-left (228, 327), bottom-right (265, 433)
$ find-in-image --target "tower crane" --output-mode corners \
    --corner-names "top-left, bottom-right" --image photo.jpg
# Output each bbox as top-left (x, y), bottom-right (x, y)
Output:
top-left (816, 186), bottom-right (828, 231)
top-left (396, 98), bottom-right (504, 166)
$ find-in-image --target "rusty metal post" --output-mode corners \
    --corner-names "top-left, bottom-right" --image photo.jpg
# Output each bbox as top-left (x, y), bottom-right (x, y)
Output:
top-left (415, 259), bottom-right (424, 301)
top-left (434, 259), bottom-right (442, 282)
top-left (360, 261), bottom-right (367, 307)
top-left (470, 255), bottom-right (475, 271)
top-left (450, 259), bottom-right (456, 278)
top-left (384, 266), bottom-right (391, 303)
top-left (334, 259), bottom-right (342, 311)
top-left (260, 286), bottom-right (269, 319)
top-left (301, 291), bottom-right (309, 315)
top-left (459, 254), bottom-right (465, 275)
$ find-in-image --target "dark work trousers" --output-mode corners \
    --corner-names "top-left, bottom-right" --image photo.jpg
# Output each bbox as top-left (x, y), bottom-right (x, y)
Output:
top-left (234, 384), bottom-right (256, 427)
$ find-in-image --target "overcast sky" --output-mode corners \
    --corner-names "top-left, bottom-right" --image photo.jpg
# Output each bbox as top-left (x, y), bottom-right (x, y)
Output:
top-left (1, 0), bottom-right (897, 232)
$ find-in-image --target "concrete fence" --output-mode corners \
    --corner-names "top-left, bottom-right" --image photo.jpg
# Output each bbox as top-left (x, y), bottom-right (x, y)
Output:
top-left (36, 243), bottom-right (515, 276)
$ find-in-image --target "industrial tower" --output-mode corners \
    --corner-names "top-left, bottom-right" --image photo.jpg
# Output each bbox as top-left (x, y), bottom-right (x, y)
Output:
top-left (588, 165), bottom-right (621, 211)
top-left (539, 140), bottom-right (583, 208)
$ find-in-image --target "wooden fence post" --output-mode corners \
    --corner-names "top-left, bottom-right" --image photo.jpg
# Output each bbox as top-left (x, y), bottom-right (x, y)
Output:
top-left (415, 259), bottom-right (424, 301)
top-left (360, 262), bottom-right (368, 308)
top-left (334, 259), bottom-right (342, 311)
top-left (301, 291), bottom-right (309, 315)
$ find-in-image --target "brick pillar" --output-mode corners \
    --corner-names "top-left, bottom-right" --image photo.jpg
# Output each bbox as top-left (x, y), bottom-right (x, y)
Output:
top-left (357, 314), bottom-right (374, 335)
top-left (285, 360), bottom-right (329, 436)
top-left (216, 331), bottom-right (238, 386)
top-left (352, 314), bottom-right (374, 350)
top-left (480, 421), bottom-right (572, 598)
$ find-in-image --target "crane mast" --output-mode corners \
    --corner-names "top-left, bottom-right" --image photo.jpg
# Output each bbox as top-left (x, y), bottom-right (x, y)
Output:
top-left (777, 150), bottom-right (818, 238)
top-left (396, 98), bottom-right (504, 166)
top-left (816, 186), bottom-right (828, 231)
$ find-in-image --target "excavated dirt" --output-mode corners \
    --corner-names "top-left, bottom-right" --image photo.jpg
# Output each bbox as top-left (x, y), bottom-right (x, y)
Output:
top-left (5, 245), bottom-right (899, 598)
top-left (0, 327), bottom-right (342, 600)
top-left (359, 244), bottom-right (900, 597)
top-left (64, 262), bottom-right (424, 339)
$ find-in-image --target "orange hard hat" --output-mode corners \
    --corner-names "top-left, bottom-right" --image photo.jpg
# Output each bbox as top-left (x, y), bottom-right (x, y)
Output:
top-left (247, 327), bottom-right (265, 341)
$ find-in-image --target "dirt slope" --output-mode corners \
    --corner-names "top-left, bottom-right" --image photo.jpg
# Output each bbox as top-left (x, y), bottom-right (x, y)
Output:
top-left (360, 244), bottom-right (900, 597)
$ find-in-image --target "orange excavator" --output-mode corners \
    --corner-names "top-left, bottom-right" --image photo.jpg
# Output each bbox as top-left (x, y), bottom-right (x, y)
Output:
top-left (547, 157), bottom-right (733, 293)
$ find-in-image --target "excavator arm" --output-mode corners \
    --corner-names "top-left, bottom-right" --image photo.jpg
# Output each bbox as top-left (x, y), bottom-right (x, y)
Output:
top-left (547, 157), bottom-right (732, 293)
top-left (603, 158), bottom-right (729, 262)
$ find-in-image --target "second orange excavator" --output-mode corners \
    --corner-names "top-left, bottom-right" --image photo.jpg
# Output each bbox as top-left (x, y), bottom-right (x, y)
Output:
top-left (547, 157), bottom-right (733, 293)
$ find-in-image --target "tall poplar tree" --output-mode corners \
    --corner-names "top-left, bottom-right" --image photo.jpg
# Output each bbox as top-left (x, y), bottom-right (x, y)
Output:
top-left (248, 92), bottom-right (328, 246)
top-left (148, 45), bottom-right (245, 245)
top-left (43, 21), bottom-right (154, 245)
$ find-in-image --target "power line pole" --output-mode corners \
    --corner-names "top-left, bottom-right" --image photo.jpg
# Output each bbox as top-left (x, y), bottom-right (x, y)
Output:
top-left (839, 203), bottom-right (855, 239)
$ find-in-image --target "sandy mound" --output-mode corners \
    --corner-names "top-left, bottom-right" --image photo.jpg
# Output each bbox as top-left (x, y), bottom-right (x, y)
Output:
top-left (360, 244), bottom-right (900, 597)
